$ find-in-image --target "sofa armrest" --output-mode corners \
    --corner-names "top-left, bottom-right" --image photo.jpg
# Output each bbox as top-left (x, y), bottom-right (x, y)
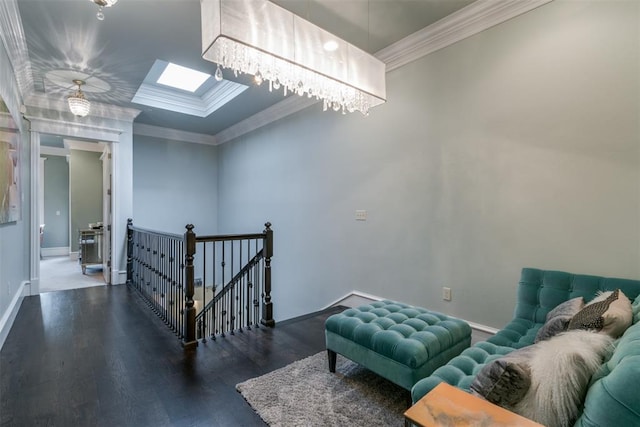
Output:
top-left (411, 341), bottom-right (517, 403)
top-left (575, 321), bottom-right (640, 426)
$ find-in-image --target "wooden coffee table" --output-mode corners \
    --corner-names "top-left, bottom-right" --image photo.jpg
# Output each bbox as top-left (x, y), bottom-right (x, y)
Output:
top-left (404, 382), bottom-right (544, 426)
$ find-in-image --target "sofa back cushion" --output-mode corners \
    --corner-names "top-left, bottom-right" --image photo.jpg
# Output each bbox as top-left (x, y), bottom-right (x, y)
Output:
top-left (514, 268), bottom-right (640, 324)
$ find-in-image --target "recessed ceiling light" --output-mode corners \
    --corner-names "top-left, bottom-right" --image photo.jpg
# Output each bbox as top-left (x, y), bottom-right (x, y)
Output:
top-left (157, 63), bottom-right (211, 92)
top-left (323, 40), bottom-right (339, 52)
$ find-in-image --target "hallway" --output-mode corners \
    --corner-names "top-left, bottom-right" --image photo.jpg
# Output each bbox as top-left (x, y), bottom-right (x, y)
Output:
top-left (39, 256), bottom-right (105, 293)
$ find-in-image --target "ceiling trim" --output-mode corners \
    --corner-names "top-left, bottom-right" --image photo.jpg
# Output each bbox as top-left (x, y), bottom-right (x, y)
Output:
top-left (201, 82), bottom-right (250, 116)
top-left (26, 92), bottom-right (141, 122)
top-left (213, 0), bottom-right (554, 145)
top-left (0, 0), bottom-right (34, 99)
top-left (132, 79), bottom-right (247, 118)
top-left (376, 0), bottom-right (554, 72)
top-left (214, 95), bottom-right (318, 145)
top-left (133, 123), bottom-right (217, 146)
top-left (26, 116), bottom-right (124, 142)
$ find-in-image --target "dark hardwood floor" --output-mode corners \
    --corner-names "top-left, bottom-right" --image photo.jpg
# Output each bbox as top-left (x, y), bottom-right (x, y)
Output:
top-left (0, 285), bottom-right (344, 427)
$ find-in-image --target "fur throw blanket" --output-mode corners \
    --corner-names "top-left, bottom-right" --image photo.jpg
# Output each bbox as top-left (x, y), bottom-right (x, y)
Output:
top-left (472, 330), bottom-right (614, 427)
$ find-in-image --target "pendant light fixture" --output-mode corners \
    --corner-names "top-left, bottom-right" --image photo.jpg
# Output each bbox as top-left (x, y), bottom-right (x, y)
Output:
top-left (200, 0), bottom-right (386, 115)
top-left (67, 80), bottom-right (91, 117)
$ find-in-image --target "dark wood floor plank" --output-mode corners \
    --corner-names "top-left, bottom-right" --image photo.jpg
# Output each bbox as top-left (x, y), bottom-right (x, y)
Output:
top-left (0, 286), bottom-right (343, 426)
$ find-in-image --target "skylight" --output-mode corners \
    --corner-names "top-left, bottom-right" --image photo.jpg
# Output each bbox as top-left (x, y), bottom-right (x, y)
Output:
top-left (157, 63), bottom-right (211, 92)
top-left (132, 60), bottom-right (249, 117)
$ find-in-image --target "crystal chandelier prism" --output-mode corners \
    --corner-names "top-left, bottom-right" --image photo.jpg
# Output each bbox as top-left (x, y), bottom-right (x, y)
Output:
top-left (90, 0), bottom-right (118, 21)
top-left (201, 0), bottom-right (386, 115)
top-left (67, 80), bottom-right (91, 117)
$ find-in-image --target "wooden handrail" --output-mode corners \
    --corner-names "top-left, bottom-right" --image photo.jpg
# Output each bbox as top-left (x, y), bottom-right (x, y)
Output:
top-left (126, 219), bottom-right (273, 349)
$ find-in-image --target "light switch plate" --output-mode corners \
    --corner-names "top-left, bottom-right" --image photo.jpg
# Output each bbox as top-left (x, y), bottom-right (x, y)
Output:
top-left (355, 210), bottom-right (367, 221)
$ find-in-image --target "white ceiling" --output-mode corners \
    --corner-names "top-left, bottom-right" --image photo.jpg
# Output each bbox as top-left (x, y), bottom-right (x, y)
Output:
top-left (16, 0), bottom-right (474, 137)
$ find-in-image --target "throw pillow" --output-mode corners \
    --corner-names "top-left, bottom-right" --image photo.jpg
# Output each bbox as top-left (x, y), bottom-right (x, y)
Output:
top-left (535, 297), bottom-right (584, 343)
top-left (470, 347), bottom-right (535, 407)
top-left (568, 289), bottom-right (633, 338)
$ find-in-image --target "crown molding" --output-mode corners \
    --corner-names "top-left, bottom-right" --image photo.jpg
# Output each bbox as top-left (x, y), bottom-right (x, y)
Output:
top-left (214, 0), bottom-right (554, 145)
top-left (214, 95), bottom-right (318, 145)
top-left (376, 0), bottom-right (554, 72)
top-left (201, 81), bottom-right (249, 116)
top-left (0, 0), bottom-right (34, 99)
top-left (133, 123), bottom-right (217, 146)
top-left (25, 115), bottom-right (124, 142)
top-left (132, 80), bottom-right (247, 118)
top-left (25, 92), bottom-right (141, 122)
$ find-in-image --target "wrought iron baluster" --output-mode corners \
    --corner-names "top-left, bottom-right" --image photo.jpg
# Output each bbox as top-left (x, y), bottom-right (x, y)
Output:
top-left (210, 242), bottom-right (218, 340)
top-left (199, 241), bottom-right (206, 342)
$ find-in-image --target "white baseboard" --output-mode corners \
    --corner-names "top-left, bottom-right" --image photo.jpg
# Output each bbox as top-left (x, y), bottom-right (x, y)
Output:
top-left (41, 246), bottom-right (69, 257)
top-left (112, 270), bottom-right (127, 285)
top-left (0, 281), bottom-right (28, 351)
top-left (324, 290), bottom-right (383, 309)
top-left (69, 251), bottom-right (79, 261)
top-left (325, 290), bottom-right (498, 335)
top-left (466, 321), bottom-right (500, 335)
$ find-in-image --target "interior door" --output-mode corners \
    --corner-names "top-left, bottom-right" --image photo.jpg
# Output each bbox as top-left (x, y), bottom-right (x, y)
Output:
top-left (101, 146), bottom-right (112, 284)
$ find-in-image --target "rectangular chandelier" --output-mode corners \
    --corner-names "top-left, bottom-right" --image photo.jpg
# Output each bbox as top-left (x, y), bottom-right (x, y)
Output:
top-left (200, 0), bottom-right (386, 115)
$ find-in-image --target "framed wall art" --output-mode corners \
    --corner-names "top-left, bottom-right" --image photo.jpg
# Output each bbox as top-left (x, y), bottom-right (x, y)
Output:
top-left (0, 99), bottom-right (20, 224)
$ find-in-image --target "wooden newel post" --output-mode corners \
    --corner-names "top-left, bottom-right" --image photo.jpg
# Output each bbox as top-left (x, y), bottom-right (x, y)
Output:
top-left (183, 224), bottom-right (198, 349)
top-left (261, 222), bottom-right (275, 327)
top-left (126, 218), bottom-right (133, 285)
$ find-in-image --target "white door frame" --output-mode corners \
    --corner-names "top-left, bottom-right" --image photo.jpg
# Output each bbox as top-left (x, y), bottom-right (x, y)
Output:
top-left (100, 145), bottom-right (112, 284)
top-left (28, 117), bottom-right (127, 295)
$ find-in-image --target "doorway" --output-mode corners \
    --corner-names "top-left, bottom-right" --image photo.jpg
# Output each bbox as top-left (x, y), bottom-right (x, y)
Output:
top-left (39, 134), bottom-right (112, 292)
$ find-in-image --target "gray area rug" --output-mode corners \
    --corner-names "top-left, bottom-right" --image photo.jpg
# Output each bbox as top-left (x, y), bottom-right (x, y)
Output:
top-left (236, 352), bottom-right (408, 427)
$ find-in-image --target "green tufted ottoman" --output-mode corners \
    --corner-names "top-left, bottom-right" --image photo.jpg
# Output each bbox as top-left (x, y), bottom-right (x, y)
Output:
top-left (325, 300), bottom-right (472, 391)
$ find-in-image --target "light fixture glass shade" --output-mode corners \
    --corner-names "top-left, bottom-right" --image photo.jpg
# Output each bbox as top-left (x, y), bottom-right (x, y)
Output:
top-left (201, 0), bottom-right (386, 115)
top-left (68, 96), bottom-right (91, 117)
top-left (68, 80), bottom-right (91, 117)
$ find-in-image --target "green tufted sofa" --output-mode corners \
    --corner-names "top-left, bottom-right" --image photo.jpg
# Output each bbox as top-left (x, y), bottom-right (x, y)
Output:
top-left (411, 267), bottom-right (640, 426)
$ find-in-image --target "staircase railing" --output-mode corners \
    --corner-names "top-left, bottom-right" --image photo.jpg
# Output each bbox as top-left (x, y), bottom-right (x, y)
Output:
top-left (126, 220), bottom-right (274, 349)
top-left (126, 220), bottom-right (186, 339)
top-left (190, 223), bottom-right (274, 343)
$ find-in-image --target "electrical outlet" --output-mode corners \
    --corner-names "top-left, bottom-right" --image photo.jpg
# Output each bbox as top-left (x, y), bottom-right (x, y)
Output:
top-left (442, 287), bottom-right (452, 301)
top-left (355, 210), bottom-right (367, 221)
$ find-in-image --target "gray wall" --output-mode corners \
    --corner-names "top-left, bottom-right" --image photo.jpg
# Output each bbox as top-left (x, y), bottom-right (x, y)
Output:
top-left (69, 150), bottom-right (102, 252)
top-left (216, 0), bottom-right (640, 328)
top-left (42, 155), bottom-right (69, 248)
top-left (0, 33), bottom-right (29, 342)
top-left (133, 135), bottom-right (218, 235)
